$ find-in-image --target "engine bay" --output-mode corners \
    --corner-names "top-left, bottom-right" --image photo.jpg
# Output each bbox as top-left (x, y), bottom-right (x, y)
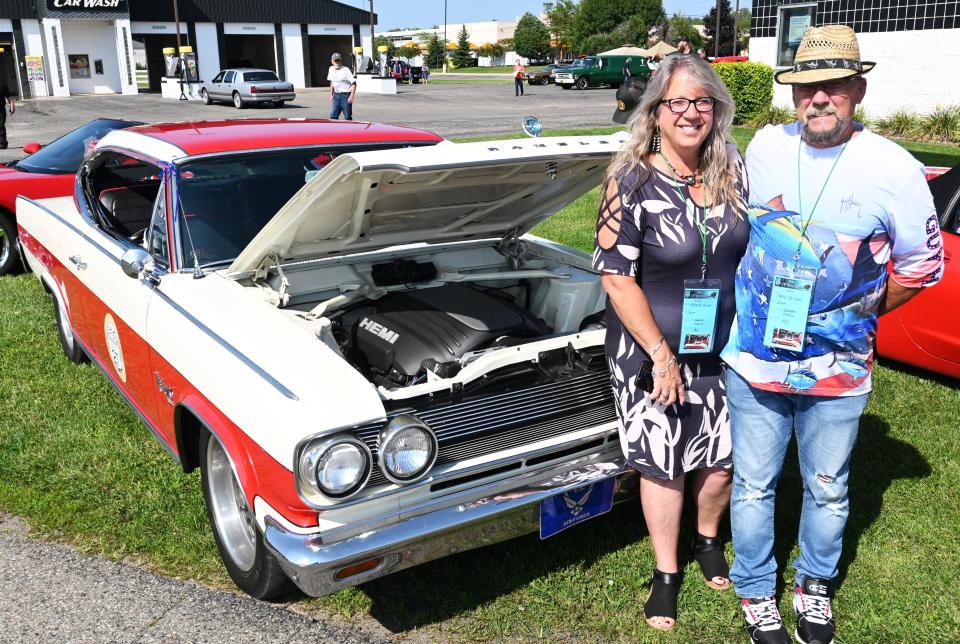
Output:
top-left (249, 240), bottom-right (608, 391)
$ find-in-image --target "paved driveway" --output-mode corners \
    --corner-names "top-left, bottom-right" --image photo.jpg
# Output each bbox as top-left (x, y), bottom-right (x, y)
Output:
top-left (1, 82), bottom-right (620, 163)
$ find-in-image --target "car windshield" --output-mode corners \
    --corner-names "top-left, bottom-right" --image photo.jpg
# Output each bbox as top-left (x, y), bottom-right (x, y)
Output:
top-left (176, 142), bottom-right (438, 268)
top-left (16, 118), bottom-right (140, 175)
top-left (244, 71), bottom-right (279, 82)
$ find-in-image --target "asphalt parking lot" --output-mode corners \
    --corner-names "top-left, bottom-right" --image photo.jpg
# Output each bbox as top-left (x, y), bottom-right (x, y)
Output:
top-left (1, 81), bottom-right (620, 163)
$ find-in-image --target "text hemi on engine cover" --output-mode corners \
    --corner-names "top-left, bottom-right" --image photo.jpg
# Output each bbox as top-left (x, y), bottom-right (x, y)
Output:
top-left (359, 317), bottom-right (400, 344)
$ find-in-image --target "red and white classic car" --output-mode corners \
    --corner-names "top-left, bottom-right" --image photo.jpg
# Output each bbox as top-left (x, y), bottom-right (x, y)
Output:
top-left (18, 118), bottom-right (633, 599)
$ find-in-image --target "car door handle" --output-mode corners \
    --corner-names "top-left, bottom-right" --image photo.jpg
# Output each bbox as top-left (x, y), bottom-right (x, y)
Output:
top-left (69, 255), bottom-right (87, 270)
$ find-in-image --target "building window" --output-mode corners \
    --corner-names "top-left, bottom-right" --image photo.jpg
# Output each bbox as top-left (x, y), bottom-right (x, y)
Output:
top-left (776, 4), bottom-right (817, 67)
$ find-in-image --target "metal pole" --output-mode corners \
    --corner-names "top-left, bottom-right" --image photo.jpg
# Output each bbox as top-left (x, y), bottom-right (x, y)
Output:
top-left (734, 0), bottom-right (740, 55)
top-left (173, 0), bottom-right (182, 50)
top-left (369, 0), bottom-right (375, 59)
top-left (714, 0), bottom-right (721, 58)
top-left (442, 0), bottom-right (447, 74)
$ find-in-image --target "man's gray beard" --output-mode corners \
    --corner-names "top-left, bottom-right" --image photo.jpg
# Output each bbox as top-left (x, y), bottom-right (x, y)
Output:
top-left (801, 112), bottom-right (849, 146)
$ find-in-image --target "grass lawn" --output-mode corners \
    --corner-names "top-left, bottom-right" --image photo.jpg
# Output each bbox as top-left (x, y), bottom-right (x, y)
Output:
top-left (1, 126), bottom-right (958, 641)
top-left (421, 78), bottom-right (511, 85)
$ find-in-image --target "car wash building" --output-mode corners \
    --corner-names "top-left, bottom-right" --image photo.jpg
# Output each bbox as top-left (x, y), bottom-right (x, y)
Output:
top-left (1, 0), bottom-right (375, 97)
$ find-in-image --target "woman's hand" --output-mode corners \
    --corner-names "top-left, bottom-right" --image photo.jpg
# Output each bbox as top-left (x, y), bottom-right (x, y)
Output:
top-left (649, 351), bottom-right (686, 406)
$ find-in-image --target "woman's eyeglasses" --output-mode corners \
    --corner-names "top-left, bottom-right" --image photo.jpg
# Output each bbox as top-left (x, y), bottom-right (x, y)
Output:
top-left (659, 97), bottom-right (716, 113)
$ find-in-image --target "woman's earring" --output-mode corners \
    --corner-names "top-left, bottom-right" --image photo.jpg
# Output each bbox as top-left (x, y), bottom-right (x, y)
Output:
top-left (651, 129), bottom-right (661, 153)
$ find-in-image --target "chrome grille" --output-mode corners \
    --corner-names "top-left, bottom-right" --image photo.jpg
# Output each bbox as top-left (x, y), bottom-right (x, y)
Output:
top-left (356, 370), bottom-right (616, 486)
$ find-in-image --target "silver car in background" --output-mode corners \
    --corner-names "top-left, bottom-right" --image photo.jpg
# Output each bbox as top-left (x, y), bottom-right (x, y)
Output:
top-left (200, 68), bottom-right (296, 109)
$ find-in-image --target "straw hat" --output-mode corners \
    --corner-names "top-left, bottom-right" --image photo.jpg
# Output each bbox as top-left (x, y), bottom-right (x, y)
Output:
top-left (774, 25), bottom-right (875, 85)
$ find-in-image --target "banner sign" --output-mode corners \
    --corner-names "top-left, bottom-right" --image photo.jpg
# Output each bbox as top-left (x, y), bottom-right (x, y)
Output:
top-left (46, 0), bottom-right (129, 11)
top-left (25, 56), bottom-right (45, 82)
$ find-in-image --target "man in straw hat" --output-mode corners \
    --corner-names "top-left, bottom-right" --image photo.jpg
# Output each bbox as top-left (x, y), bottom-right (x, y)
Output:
top-left (721, 25), bottom-right (943, 644)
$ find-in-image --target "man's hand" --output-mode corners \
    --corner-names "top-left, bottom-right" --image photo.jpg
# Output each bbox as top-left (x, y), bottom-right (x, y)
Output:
top-left (347, 95), bottom-right (353, 104)
top-left (329, 93), bottom-right (334, 102)
top-left (7, 101), bottom-right (14, 115)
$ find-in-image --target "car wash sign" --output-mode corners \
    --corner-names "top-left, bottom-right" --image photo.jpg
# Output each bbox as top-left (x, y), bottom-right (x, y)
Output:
top-left (46, 0), bottom-right (129, 10)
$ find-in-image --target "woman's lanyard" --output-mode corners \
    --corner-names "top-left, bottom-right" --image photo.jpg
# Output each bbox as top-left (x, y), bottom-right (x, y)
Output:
top-left (659, 150), bottom-right (710, 279)
top-left (794, 138), bottom-right (846, 270)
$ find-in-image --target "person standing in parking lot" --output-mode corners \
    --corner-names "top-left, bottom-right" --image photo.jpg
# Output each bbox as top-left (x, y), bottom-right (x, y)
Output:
top-left (514, 59), bottom-right (525, 96)
top-left (0, 80), bottom-right (16, 149)
top-left (327, 52), bottom-right (356, 121)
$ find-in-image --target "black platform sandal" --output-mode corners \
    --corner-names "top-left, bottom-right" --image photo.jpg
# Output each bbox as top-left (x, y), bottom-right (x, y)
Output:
top-left (644, 569), bottom-right (681, 631)
top-left (692, 532), bottom-right (730, 590)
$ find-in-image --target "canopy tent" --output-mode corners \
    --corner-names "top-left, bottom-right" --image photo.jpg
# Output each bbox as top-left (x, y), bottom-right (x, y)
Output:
top-left (598, 46), bottom-right (648, 57)
top-left (642, 41), bottom-right (678, 58)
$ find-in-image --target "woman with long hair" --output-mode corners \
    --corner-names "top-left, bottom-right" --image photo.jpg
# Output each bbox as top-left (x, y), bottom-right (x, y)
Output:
top-left (593, 54), bottom-right (749, 630)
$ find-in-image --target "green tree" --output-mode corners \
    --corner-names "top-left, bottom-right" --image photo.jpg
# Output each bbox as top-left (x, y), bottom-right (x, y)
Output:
top-left (703, 0), bottom-right (738, 57)
top-left (735, 8), bottom-right (751, 52)
top-left (545, 0), bottom-right (576, 59)
top-left (513, 12), bottom-right (551, 60)
top-left (374, 35), bottom-right (395, 58)
top-left (451, 24), bottom-right (474, 68)
top-left (426, 32), bottom-right (445, 68)
top-left (397, 42), bottom-right (421, 60)
top-left (572, 0), bottom-right (665, 51)
top-left (666, 13), bottom-right (704, 50)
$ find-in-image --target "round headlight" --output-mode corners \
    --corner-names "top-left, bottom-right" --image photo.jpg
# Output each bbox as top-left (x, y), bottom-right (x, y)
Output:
top-left (378, 415), bottom-right (438, 484)
top-left (298, 435), bottom-right (371, 500)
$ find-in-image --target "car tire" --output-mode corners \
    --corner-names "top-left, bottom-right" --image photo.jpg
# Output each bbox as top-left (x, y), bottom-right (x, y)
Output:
top-left (539, 78), bottom-right (549, 86)
top-left (232, 92), bottom-right (245, 109)
top-left (575, 76), bottom-right (589, 90)
top-left (200, 429), bottom-right (294, 601)
top-left (0, 211), bottom-right (18, 276)
top-left (53, 294), bottom-right (88, 364)
top-left (200, 89), bottom-right (211, 105)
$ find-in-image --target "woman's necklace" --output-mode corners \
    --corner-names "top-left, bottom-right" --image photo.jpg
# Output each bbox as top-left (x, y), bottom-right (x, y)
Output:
top-left (658, 149), bottom-right (703, 186)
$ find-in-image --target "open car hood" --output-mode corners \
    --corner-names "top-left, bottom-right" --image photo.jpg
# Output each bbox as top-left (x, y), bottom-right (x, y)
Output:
top-left (228, 133), bottom-right (627, 274)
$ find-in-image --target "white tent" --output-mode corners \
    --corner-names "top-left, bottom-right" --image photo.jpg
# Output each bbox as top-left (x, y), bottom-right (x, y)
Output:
top-left (598, 46), bottom-right (649, 57)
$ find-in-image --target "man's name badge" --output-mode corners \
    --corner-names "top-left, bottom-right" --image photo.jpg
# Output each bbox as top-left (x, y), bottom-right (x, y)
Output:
top-left (763, 270), bottom-right (816, 351)
top-left (679, 279), bottom-right (721, 354)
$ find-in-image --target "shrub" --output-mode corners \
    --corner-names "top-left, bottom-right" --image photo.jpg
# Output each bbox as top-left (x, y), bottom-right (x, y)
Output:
top-left (749, 103), bottom-right (795, 128)
top-left (920, 105), bottom-right (960, 143)
top-left (854, 106), bottom-right (870, 128)
top-left (873, 108), bottom-right (921, 139)
top-left (713, 61), bottom-right (774, 125)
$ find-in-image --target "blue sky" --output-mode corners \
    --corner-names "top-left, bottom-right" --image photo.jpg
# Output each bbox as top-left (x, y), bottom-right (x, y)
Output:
top-left (341, 1), bottom-right (719, 32)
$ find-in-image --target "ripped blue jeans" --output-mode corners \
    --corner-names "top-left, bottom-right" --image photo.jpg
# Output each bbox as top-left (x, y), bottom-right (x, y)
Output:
top-left (725, 368), bottom-right (869, 598)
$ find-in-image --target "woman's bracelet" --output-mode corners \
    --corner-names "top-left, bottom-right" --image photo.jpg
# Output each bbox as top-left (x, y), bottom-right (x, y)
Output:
top-left (649, 336), bottom-right (666, 358)
top-left (652, 356), bottom-right (677, 378)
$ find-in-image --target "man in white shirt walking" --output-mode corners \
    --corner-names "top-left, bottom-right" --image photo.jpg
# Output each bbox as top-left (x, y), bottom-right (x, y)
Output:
top-left (327, 52), bottom-right (357, 120)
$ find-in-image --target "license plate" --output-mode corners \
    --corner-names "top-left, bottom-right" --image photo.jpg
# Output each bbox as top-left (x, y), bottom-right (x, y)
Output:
top-left (539, 477), bottom-right (616, 539)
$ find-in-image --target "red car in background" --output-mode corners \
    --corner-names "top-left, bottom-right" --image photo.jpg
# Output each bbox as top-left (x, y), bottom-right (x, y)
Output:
top-left (877, 163), bottom-right (960, 378)
top-left (0, 118), bottom-right (139, 276)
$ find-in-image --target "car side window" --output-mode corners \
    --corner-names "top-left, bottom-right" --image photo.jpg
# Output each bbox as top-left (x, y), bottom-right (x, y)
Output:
top-left (224, 71), bottom-right (235, 83)
top-left (212, 72), bottom-right (224, 83)
top-left (85, 151), bottom-right (163, 244)
top-left (145, 181), bottom-right (169, 267)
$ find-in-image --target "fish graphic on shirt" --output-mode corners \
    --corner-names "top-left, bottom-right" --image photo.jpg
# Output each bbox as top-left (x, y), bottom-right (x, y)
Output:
top-left (748, 195), bottom-right (833, 269)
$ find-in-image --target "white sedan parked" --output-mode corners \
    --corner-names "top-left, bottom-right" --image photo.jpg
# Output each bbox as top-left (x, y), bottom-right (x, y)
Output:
top-left (201, 68), bottom-right (296, 108)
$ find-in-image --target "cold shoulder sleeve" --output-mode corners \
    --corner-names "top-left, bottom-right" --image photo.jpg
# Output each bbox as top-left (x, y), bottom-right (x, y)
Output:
top-left (592, 176), bottom-right (643, 277)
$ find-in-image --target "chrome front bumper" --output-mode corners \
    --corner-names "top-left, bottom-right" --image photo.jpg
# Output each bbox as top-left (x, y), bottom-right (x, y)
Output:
top-left (263, 448), bottom-right (634, 597)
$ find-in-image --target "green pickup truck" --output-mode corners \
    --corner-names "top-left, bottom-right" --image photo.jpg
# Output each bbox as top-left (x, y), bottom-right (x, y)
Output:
top-left (554, 55), bottom-right (651, 90)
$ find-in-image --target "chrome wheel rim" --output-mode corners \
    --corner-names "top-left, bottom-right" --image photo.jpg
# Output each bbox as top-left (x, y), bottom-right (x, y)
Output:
top-left (233, 94), bottom-right (241, 108)
top-left (0, 227), bottom-right (9, 269)
top-left (207, 434), bottom-right (257, 571)
top-left (57, 299), bottom-right (75, 349)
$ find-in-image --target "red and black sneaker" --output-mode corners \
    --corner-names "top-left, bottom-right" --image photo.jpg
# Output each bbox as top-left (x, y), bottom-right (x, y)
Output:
top-left (741, 597), bottom-right (791, 644)
top-left (793, 577), bottom-right (835, 644)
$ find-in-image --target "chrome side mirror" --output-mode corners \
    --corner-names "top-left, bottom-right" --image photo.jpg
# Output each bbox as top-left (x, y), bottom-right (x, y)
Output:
top-left (120, 247), bottom-right (153, 279)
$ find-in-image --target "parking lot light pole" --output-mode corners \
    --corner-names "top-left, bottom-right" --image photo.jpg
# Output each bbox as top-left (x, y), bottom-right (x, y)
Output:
top-left (714, 0), bottom-right (721, 57)
top-left (173, 0), bottom-right (181, 50)
top-left (442, 0), bottom-right (447, 74)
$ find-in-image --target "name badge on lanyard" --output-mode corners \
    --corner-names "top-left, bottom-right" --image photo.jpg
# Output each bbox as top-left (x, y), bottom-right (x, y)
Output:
top-left (763, 268), bottom-right (816, 351)
top-left (680, 278), bottom-right (721, 353)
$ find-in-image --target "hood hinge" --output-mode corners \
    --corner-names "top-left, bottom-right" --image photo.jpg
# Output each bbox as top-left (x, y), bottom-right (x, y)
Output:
top-left (254, 253), bottom-right (290, 308)
top-left (496, 227), bottom-right (530, 270)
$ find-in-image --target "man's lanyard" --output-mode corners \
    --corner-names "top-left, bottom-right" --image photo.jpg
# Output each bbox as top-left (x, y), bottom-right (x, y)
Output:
top-left (794, 138), bottom-right (846, 269)
top-left (659, 150), bottom-right (710, 279)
